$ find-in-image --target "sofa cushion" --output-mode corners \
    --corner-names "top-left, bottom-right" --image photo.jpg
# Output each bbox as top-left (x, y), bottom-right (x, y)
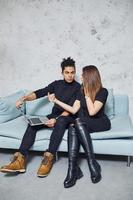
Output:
top-left (0, 116), bottom-right (27, 139)
top-left (104, 89), bottom-right (114, 119)
top-left (0, 90), bottom-right (25, 123)
top-left (114, 95), bottom-right (129, 116)
top-left (91, 116), bottom-right (133, 139)
top-left (0, 116), bottom-right (53, 141)
top-left (26, 97), bottom-right (53, 116)
top-left (1, 115), bottom-right (132, 141)
top-left (26, 89), bottom-right (114, 119)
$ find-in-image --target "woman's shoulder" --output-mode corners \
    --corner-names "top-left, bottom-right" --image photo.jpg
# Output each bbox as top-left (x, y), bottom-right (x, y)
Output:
top-left (100, 87), bottom-right (108, 94)
top-left (96, 87), bottom-right (108, 99)
top-left (94, 87), bottom-right (108, 103)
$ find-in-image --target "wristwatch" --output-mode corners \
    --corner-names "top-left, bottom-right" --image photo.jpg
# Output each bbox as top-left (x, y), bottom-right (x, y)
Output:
top-left (55, 115), bottom-right (61, 120)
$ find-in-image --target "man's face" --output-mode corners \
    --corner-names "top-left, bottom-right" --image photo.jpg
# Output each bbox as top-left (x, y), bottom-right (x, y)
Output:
top-left (62, 66), bottom-right (76, 83)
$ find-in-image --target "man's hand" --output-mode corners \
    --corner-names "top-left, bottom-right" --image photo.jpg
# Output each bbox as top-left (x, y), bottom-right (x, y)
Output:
top-left (45, 118), bottom-right (56, 127)
top-left (16, 99), bottom-right (24, 109)
top-left (16, 93), bottom-right (37, 109)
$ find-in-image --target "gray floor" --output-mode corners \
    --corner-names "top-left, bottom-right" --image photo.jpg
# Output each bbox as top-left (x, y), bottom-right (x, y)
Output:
top-left (0, 151), bottom-right (133, 200)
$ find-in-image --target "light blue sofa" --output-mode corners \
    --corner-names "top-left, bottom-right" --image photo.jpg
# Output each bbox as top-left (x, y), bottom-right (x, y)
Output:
top-left (0, 89), bottom-right (133, 166)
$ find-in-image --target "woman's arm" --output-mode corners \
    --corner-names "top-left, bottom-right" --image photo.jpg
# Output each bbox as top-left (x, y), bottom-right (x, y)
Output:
top-left (85, 96), bottom-right (103, 116)
top-left (48, 93), bottom-right (80, 114)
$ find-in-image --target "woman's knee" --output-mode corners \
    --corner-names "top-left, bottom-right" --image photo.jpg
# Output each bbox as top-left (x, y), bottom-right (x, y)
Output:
top-left (68, 123), bottom-right (76, 136)
top-left (75, 118), bottom-right (89, 133)
top-left (75, 118), bottom-right (84, 127)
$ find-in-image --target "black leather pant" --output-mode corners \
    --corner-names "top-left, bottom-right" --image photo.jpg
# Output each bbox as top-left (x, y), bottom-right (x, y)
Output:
top-left (64, 124), bottom-right (83, 188)
top-left (64, 118), bottom-right (101, 187)
top-left (75, 118), bottom-right (101, 183)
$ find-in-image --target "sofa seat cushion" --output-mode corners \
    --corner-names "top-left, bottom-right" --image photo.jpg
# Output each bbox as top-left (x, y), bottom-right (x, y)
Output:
top-left (91, 116), bottom-right (133, 139)
top-left (0, 116), bottom-right (55, 141)
top-left (92, 138), bottom-right (133, 156)
top-left (0, 116), bottom-right (133, 143)
top-left (0, 116), bottom-right (27, 140)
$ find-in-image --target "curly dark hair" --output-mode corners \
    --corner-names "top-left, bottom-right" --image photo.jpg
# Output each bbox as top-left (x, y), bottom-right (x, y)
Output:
top-left (61, 57), bottom-right (75, 72)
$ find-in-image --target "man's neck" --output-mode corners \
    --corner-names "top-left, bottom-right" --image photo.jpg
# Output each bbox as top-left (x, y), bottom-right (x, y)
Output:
top-left (63, 79), bottom-right (75, 84)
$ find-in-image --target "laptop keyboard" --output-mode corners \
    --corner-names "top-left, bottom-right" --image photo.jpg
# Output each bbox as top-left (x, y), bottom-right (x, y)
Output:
top-left (29, 118), bottom-right (42, 124)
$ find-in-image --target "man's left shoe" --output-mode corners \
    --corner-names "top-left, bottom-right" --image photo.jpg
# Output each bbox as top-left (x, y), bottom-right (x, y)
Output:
top-left (0, 152), bottom-right (26, 173)
top-left (37, 152), bottom-right (54, 177)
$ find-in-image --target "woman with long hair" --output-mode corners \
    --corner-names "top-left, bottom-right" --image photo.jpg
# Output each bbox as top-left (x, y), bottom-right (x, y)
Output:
top-left (48, 65), bottom-right (111, 188)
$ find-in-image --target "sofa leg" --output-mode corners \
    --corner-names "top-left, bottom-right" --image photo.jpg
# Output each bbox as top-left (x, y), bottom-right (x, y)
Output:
top-left (127, 156), bottom-right (131, 167)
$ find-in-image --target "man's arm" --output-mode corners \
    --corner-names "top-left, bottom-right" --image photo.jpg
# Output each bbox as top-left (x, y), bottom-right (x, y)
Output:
top-left (16, 81), bottom-right (56, 109)
top-left (34, 81), bottom-right (55, 99)
top-left (22, 92), bottom-right (37, 101)
top-left (16, 92), bottom-right (37, 109)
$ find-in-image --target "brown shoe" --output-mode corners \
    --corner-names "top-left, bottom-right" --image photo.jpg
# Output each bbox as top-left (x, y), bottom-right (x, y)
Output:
top-left (0, 152), bottom-right (26, 173)
top-left (37, 152), bottom-right (54, 177)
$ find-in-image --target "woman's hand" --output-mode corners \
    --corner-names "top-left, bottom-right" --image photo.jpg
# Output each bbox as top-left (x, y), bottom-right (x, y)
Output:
top-left (84, 87), bottom-right (90, 97)
top-left (48, 92), bottom-right (56, 103)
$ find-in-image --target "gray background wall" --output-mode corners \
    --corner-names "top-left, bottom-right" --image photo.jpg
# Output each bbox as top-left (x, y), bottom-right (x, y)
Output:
top-left (0, 0), bottom-right (133, 120)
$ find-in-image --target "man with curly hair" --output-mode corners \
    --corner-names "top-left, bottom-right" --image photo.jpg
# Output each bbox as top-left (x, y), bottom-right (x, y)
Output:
top-left (0, 57), bottom-right (80, 177)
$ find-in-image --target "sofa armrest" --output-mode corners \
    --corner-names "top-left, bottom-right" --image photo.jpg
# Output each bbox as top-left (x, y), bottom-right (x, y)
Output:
top-left (0, 90), bottom-right (26, 123)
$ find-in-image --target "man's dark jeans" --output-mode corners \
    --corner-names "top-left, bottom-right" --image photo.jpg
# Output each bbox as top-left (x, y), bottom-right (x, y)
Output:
top-left (19, 116), bottom-right (74, 156)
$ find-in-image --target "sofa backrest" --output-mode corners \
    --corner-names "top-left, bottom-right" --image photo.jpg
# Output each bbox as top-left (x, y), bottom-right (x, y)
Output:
top-left (26, 97), bottom-right (53, 116)
top-left (103, 89), bottom-right (129, 119)
top-left (0, 89), bottom-right (129, 124)
top-left (104, 89), bottom-right (114, 119)
top-left (26, 91), bottom-right (129, 119)
top-left (113, 94), bottom-right (129, 116)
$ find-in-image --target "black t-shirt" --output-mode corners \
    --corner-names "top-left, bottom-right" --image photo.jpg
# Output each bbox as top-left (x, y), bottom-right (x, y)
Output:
top-left (77, 88), bottom-right (108, 119)
top-left (34, 80), bottom-right (80, 119)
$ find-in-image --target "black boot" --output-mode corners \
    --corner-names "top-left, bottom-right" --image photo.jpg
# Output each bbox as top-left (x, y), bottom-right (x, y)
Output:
top-left (64, 125), bottom-right (83, 188)
top-left (75, 118), bottom-right (101, 184)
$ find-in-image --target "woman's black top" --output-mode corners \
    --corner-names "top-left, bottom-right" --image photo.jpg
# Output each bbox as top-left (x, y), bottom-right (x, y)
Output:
top-left (77, 88), bottom-right (108, 119)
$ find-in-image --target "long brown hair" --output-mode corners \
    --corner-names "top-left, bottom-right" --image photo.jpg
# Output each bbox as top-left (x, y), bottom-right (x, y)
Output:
top-left (82, 65), bottom-right (102, 102)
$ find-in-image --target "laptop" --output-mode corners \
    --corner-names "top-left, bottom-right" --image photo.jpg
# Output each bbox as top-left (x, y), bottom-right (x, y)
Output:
top-left (20, 108), bottom-right (49, 126)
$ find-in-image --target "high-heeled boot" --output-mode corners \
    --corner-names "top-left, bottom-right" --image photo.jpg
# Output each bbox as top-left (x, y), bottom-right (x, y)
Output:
top-left (75, 118), bottom-right (101, 184)
top-left (64, 124), bottom-right (83, 188)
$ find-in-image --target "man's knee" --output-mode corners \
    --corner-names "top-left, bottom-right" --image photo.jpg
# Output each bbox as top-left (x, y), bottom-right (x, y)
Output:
top-left (56, 116), bottom-right (69, 127)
